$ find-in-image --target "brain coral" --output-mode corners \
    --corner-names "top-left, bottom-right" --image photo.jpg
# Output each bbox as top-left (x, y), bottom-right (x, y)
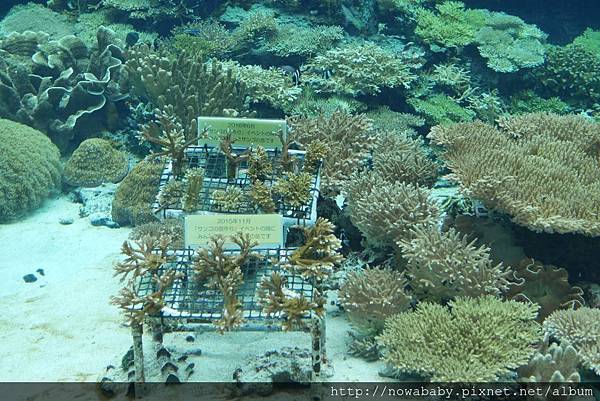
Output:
top-left (428, 113), bottom-right (600, 236)
top-left (0, 119), bottom-right (61, 222)
top-left (63, 138), bottom-right (128, 187)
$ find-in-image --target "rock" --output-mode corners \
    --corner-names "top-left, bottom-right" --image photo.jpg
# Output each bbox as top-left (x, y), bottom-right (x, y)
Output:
top-left (36, 268), bottom-right (45, 276)
top-left (185, 335), bottom-right (195, 343)
top-left (74, 183), bottom-right (118, 217)
top-left (90, 213), bottom-right (120, 228)
top-left (23, 274), bottom-right (37, 283)
top-left (59, 217), bottom-right (74, 225)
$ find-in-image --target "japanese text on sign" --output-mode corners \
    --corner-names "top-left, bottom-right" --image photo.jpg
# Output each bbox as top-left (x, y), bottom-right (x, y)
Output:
top-left (198, 116), bottom-right (286, 149)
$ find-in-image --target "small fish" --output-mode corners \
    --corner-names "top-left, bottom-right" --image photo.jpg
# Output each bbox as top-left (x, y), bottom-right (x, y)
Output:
top-left (322, 69), bottom-right (333, 80)
top-left (183, 28), bottom-right (205, 37)
top-left (280, 65), bottom-right (301, 86)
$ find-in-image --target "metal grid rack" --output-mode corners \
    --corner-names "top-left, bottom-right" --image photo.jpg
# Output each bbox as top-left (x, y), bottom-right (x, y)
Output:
top-left (152, 145), bottom-right (321, 227)
top-left (129, 247), bottom-right (327, 392)
top-left (134, 247), bottom-right (314, 323)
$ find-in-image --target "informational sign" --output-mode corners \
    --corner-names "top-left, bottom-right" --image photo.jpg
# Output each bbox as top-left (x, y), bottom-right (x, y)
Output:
top-left (184, 214), bottom-right (284, 249)
top-left (198, 116), bottom-right (286, 149)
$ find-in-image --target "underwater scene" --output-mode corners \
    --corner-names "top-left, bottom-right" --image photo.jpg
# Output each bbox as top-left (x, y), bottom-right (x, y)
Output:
top-left (1, 0), bottom-right (600, 400)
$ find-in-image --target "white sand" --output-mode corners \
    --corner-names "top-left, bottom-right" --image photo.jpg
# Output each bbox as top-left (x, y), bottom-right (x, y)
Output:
top-left (0, 195), bottom-right (385, 386)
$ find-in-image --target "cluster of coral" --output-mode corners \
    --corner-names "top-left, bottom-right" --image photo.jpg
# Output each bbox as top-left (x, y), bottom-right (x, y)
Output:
top-left (0, 0), bottom-right (599, 389)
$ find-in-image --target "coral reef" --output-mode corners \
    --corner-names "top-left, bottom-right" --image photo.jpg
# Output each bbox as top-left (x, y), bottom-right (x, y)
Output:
top-left (543, 308), bottom-right (600, 375)
top-left (378, 296), bottom-right (541, 381)
top-left (398, 225), bottom-right (512, 302)
top-left (518, 341), bottom-right (581, 383)
top-left (408, 94), bottom-right (475, 125)
top-left (289, 111), bottom-right (375, 195)
top-left (63, 138), bottom-right (128, 187)
top-left (506, 258), bottom-right (585, 322)
top-left (0, 119), bottom-right (61, 222)
top-left (111, 158), bottom-right (164, 226)
top-left (428, 113), bottom-right (600, 236)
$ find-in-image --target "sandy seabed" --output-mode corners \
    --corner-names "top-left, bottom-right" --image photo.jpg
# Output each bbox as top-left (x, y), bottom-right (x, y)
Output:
top-left (0, 195), bottom-right (384, 394)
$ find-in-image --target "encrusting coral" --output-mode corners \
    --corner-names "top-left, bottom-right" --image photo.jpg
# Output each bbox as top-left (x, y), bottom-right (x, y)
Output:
top-left (289, 111), bottom-right (376, 195)
top-left (397, 224), bottom-right (512, 302)
top-left (428, 113), bottom-right (600, 236)
top-left (193, 233), bottom-right (258, 333)
top-left (0, 119), bottom-right (61, 222)
top-left (543, 307), bottom-right (600, 375)
top-left (63, 138), bottom-right (128, 187)
top-left (378, 296), bottom-right (541, 382)
top-left (505, 258), bottom-right (585, 322)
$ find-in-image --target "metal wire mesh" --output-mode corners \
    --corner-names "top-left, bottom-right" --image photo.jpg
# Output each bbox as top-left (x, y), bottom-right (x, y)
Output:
top-left (134, 247), bottom-right (314, 323)
top-left (152, 146), bottom-right (320, 222)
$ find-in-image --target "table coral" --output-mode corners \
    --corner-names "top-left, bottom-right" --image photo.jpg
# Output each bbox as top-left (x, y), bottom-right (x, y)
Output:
top-left (63, 138), bottom-right (129, 187)
top-left (428, 113), bottom-right (600, 236)
top-left (378, 296), bottom-right (541, 382)
top-left (0, 119), bottom-right (61, 222)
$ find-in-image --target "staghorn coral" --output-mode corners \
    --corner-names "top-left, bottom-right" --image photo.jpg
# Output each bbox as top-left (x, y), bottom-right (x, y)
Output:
top-left (123, 46), bottom-right (249, 138)
top-left (506, 258), bottom-right (585, 322)
top-left (157, 180), bottom-right (185, 210)
top-left (232, 10), bottom-right (279, 47)
top-left (543, 308), bottom-right (600, 375)
top-left (302, 140), bottom-right (327, 175)
top-left (247, 146), bottom-right (272, 182)
top-left (371, 132), bottom-right (438, 187)
top-left (339, 267), bottom-right (412, 336)
top-left (171, 20), bottom-right (235, 58)
top-left (280, 218), bottom-right (344, 282)
top-left (111, 158), bottom-right (164, 226)
top-left (193, 233), bottom-right (258, 332)
top-left (397, 225), bottom-right (512, 302)
top-left (0, 119), bottom-right (61, 222)
top-left (272, 172), bottom-right (312, 209)
top-left (303, 42), bottom-right (416, 96)
top-left (265, 24), bottom-right (344, 58)
top-left (289, 111), bottom-right (376, 195)
top-left (378, 296), bottom-right (541, 382)
top-left (428, 113), bottom-right (600, 236)
top-left (518, 341), bottom-right (581, 384)
top-left (141, 110), bottom-right (199, 179)
top-left (408, 94), bottom-right (475, 125)
top-left (212, 187), bottom-right (244, 212)
top-left (365, 106), bottom-right (425, 136)
top-left (289, 91), bottom-right (367, 118)
top-left (247, 181), bottom-right (276, 213)
top-left (63, 138), bottom-right (128, 187)
top-left (346, 172), bottom-right (439, 247)
top-left (258, 271), bottom-right (325, 331)
top-left (219, 133), bottom-right (251, 181)
top-left (129, 219), bottom-right (184, 249)
top-left (182, 167), bottom-right (205, 213)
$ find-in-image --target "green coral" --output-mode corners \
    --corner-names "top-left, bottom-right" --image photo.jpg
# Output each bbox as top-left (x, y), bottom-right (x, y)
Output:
top-left (414, 1), bottom-right (487, 50)
top-left (247, 146), bottom-right (273, 182)
top-left (508, 91), bottom-right (571, 115)
top-left (304, 42), bottom-right (416, 96)
top-left (366, 106), bottom-right (425, 135)
top-left (475, 12), bottom-right (547, 73)
top-left (63, 138), bottom-right (129, 187)
top-left (572, 28), bottom-right (600, 57)
top-left (378, 296), bottom-right (541, 381)
top-left (111, 158), bottom-right (164, 226)
top-left (0, 119), bottom-right (61, 222)
top-left (212, 187), bottom-right (244, 212)
top-left (171, 20), bottom-right (235, 58)
top-left (273, 172), bottom-right (312, 208)
top-left (408, 94), bottom-right (475, 125)
top-left (265, 24), bottom-right (344, 58)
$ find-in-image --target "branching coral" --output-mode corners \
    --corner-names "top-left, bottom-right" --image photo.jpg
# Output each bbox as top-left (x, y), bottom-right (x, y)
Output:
top-left (272, 172), bottom-right (312, 209)
top-left (182, 167), bottom-right (205, 213)
top-left (280, 218), bottom-right (344, 281)
top-left (193, 233), bottom-right (259, 332)
top-left (247, 181), bottom-right (276, 213)
top-left (365, 106), bottom-right (425, 136)
top-left (141, 109), bottom-right (199, 179)
top-left (303, 42), bottom-right (416, 96)
top-left (258, 271), bottom-right (325, 331)
top-left (212, 187), bottom-right (244, 212)
top-left (339, 267), bottom-right (412, 336)
top-left (63, 138), bottom-right (128, 187)
top-left (289, 111), bottom-right (376, 195)
top-left (518, 341), bottom-right (581, 383)
top-left (506, 258), bottom-right (585, 322)
top-left (123, 47), bottom-right (249, 138)
top-left (428, 113), bottom-right (600, 236)
top-left (346, 172), bottom-right (439, 247)
top-left (397, 225), bottom-right (511, 302)
top-left (265, 24), bottom-right (344, 58)
top-left (408, 94), bottom-right (475, 125)
top-left (0, 119), bottom-right (61, 222)
top-left (371, 132), bottom-right (438, 187)
top-left (219, 133), bottom-right (250, 181)
top-left (543, 308), bottom-right (600, 375)
top-left (377, 296), bottom-right (541, 382)
top-left (247, 146), bottom-right (272, 182)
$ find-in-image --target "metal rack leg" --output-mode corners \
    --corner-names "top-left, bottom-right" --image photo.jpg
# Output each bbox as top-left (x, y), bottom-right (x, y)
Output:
top-left (310, 315), bottom-right (324, 401)
top-left (132, 321), bottom-right (146, 397)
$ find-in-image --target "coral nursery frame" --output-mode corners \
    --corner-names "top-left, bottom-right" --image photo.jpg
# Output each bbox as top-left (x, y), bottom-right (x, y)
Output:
top-left (153, 145), bottom-right (321, 230)
top-left (129, 247), bottom-right (327, 389)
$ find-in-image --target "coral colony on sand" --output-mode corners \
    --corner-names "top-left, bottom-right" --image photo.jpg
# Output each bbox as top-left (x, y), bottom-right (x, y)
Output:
top-left (2, 0), bottom-right (600, 398)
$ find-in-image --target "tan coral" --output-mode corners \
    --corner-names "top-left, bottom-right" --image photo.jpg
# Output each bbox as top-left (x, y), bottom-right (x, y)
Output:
top-left (506, 258), bottom-right (585, 322)
top-left (518, 341), bottom-right (581, 383)
top-left (428, 113), bottom-right (600, 236)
